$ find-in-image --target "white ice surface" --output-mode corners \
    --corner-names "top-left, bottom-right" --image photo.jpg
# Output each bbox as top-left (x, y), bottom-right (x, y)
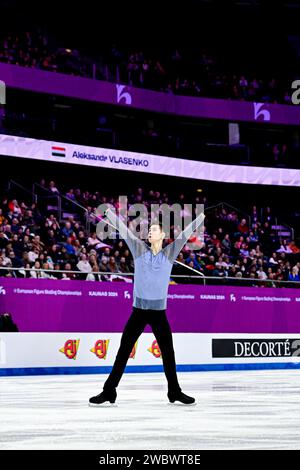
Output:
top-left (1, 370), bottom-right (300, 450)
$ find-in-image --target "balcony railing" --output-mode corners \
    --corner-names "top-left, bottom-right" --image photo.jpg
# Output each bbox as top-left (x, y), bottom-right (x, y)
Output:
top-left (1, 266), bottom-right (299, 288)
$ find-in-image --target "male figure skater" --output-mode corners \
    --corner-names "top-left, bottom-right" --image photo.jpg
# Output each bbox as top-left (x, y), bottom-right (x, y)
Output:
top-left (89, 205), bottom-right (205, 406)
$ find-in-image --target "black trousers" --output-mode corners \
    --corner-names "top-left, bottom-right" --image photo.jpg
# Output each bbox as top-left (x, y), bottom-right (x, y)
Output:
top-left (103, 306), bottom-right (182, 394)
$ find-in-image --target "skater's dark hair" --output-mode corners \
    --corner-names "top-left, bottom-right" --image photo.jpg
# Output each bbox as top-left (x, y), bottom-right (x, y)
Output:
top-left (150, 220), bottom-right (165, 233)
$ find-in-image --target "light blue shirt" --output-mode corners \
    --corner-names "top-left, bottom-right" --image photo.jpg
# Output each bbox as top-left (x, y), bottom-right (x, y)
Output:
top-left (105, 209), bottom-right (205, 310)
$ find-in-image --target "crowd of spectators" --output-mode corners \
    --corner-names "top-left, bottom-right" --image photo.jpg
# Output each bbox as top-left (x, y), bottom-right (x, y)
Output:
top-left (118, 49), bottom-right (291, 104)
top-left (0, 30), bottom-right (89, 76)
top-left (0, 31), bottom-right (293, 105)
top-left (0, 180), bottom-right (300, 287)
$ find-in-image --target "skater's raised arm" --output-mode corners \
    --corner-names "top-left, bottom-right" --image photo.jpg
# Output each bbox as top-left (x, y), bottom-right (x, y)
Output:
top-left (164, 210), bottom-right (205, 263)
top-left (104, 207), bottom-right (146, 259)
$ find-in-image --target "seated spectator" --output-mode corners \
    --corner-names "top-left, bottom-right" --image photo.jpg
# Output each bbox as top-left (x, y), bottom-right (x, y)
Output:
top-left (87, 232), bottom-right (102, 249)
top-left (185, 252), bottom-right (202, 271)
top-left (221, 234), bottom-right (231, 253)
top-left (49, 180), bottom-right (59, 193)
top-left (108, 256), bottom-right (118, 273)
top-left (257, 266), bottom-right (267, 280)
top-left (86, 265), bottom-right (102, 282)
top-left (277, 240), bottom-right (292, 253)
top-left (32, 235), bottom-right (45, 252)
top-left (99, 256), bottom-right (110, 273)
top-left (118, 256), bottom-right (131, 274)
top-left (268, 253), bottom-right (279, 266)
top-left (76, 253), bottom-right (92, 273)
top-left (61, 221), bottom-right (74, 240)
top-left (288, 267), bottom-right (300, 282)
top-left (240, 242), bottom-right (249, 258)
top-left (28, 260), bottom-right (38, 278)
top-left (62, 236), bottom-right (76, 255)
top-left (66, 189), bottom-right (76, 201)
top-left (62, 262), bottom-right (77, 280)
top-left (237, 219), bottom-right (249, 235)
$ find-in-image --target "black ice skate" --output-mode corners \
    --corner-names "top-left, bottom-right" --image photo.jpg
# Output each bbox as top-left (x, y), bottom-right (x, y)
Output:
top-left (89, 389), bottom-right (117, 406)
top-left (168, 391), bottom-right (196, 405)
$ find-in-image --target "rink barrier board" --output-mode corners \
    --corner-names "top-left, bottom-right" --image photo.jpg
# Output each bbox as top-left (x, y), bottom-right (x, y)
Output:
top-left (1, 278), bottom-right (300, 333)
top-left (1, 333), bottom-right (300, 376)
top-left (1, 363), bottom-right (300, 376)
